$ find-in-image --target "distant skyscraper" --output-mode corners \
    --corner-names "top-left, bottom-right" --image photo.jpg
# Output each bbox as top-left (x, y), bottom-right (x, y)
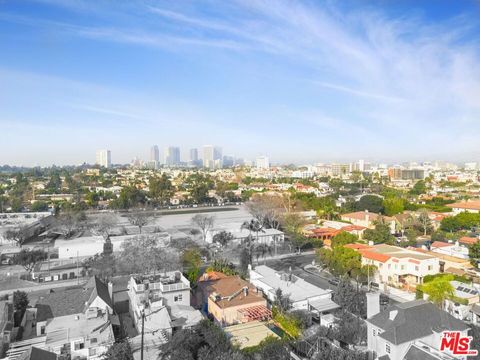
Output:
top-left (222, 155), bottom-right (235, 167)
top-left (190, 148), bottom-right (198, 162)
top-left (96, 149), bottom-right (111, 168)
top-left (150, 145), bottom-right (159, 162)
top-left (164, 146), bottom-right (181, 166)
top-left (256, 156), bottom-right (270, 169)
top-left (203, 145), bottom-right (222, 169)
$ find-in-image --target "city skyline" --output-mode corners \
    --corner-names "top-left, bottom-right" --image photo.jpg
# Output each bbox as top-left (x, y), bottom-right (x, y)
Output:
top-left (0, 1), bottom-right (480, 166)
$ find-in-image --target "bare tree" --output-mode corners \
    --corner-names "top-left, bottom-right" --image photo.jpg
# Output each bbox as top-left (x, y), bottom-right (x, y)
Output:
top-left (191, 214), bottom-right (215, 242)
top-left (246, 194), bottom-right (287, 229)
top-left (417, 208), bottom-right (432, 236)
top-left (4, 226), bottom-right (29, 246)
top-left (53, 211), bottom-right (85, 239)
top-left (127, 210), bottom-right (155, 234)
top-left (93, 213), bottom-right (117, 236)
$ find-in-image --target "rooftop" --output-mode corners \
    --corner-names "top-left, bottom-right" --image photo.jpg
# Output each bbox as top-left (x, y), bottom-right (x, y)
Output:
top-left (367, 300), bottom-right (469, 345)
top-left (208, 275), bottom-right (265, 309)
top-left (224, 321), bottom-right (279, 349)
top-left (447, 200), bottom-right (480, 210)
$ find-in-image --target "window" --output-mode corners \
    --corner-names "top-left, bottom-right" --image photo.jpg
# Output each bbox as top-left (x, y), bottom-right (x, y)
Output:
top-left (74, 342), bottom-right (85, 350)
top-left (40, 326), bottom-right (45, 335)
top-left (89, 348), bottom-right (97, 356)
top-left (174, 294), bottom-right (183, 302)
top-left (401, 265), bottom-right (405, 270)
top-left (372, 329), bottom-right (376, 336)
top-left (386, 343), bottom-right (391, 354)
top-left (428, 265), bottom-right (432, 271)
top-left (90, 338), bottom-right (97, 344)
top-left (415, 266), bottom-right (419, 271)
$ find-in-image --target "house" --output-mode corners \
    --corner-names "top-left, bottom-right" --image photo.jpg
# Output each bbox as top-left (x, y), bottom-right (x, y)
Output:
top-left (207, 227), bottom-right (284, 246)
top-left (459, 236), bottom-right (479, 247)
top-left (446, 199), bottom-right (480, 214)
top-left (206, 275), bottom-right (269, 326)
top-left (17, 346), bottom-right (57, 360)
top-left (22, 276), bottom-right (115, 359)
top-left (248, 265), bottom-right (339, 314)
top-left (127, 272), bottom-right (201, 338)
top-left (340, 210), bottom-right (396, 233)
top-left (0, 300), bottom-right (14, 358)
top-left (444, 281), bottom-right (479, 321)
top-left (429, 241), bottom-right (470, 260)
top-left (408, 247), bottom-right (473, 274)
top-left (366, 294), bottom-right (470, 360)
top-left (346, 244), bottom-right (439, 291)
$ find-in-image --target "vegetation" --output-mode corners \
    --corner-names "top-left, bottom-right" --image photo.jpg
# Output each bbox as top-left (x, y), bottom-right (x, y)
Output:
top-left (363, 218), bottom-right (395, 244)
top-left (14, 249), bottom-right (47, 273)
top-left (103, 340), bottom-right (134, 360)
top-left (441, 212), bottom-right (480, 232)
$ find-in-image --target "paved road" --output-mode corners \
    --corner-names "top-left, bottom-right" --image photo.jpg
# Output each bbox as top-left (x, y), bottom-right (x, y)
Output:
top-left (0, 278), bottom-right (87, 297)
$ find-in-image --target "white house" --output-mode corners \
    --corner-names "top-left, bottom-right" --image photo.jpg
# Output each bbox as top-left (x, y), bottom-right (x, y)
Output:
top-left (248, 265), bottom-right (339, 314)
top-left (366, 294), bottom-right (470, 360)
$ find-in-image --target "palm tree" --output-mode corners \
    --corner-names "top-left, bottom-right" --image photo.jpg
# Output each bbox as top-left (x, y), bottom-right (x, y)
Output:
top-left (422, 278), bottom-right (455, 309)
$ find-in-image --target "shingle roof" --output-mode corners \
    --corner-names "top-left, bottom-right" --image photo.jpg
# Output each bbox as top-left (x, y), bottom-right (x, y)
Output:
top-left (367, 300), bottom-right (469, 345)
top-left (35, 276), bottom-right (112, 321)
top-left (403, 344), bottom-right (443, 360)
top-left (18, 347), bottom-right (57, 360)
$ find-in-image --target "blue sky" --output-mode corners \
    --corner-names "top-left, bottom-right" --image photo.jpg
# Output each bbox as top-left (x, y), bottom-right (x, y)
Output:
top-left (0, 0), bottom-right (479, 166)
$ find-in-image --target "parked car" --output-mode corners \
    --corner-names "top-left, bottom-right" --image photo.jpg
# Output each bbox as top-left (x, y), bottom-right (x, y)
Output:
top-left (328, 278), bottom-right (340, 286)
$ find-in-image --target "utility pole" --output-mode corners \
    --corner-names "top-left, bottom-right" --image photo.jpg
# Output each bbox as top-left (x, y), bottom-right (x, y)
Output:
top-left (141, 310), bottom-right (145, 360)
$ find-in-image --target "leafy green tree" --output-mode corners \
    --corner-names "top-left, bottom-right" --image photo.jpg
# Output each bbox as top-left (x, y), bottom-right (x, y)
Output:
top-left (239, 247), bottom-right (251, 276)
top-left (410, 180), bottom-right (427, 195)
top-left (103, 340), bottom-right (134, 360)
top-left (356, 195), bottom-right (384, 213)
top-left (13, 291), bottom-right (29, 321)
top-left (421, 276), bottom-right (455, 309)
top-left (441, 212), bottom-right (480, 232)
top-left (318, 246), bottom-right (362, 277)
top-left (331, 231), bottom-right (358, 248)
top-left (149, 174), bottom-right (175, 206)
top-left (212, 231), bottom-right (234, 247)
top-left (363, 218), bottom-right (395, 244)
top-left (83, 253), bottom-right (116, 282)
top-left (383, 198), bottom-right (404, 216)
top-left (109, 186), bottom-right (146, 209)
top-left (31, 200), bottom-right (49, 212)
top-left (469, 241), bottom-right (480, 268)
top-left (182, 248), bottom-right (202, 284)
top-left (252, 337), bottom-right (290, 360)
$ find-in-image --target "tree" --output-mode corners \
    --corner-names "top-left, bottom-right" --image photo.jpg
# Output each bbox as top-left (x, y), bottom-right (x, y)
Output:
top-left (280, 212), bottom-right (306, 237)
top-left (239, 247), bottom-right (251, 276)
top-left (274, 288), bottom-right (293, 313)
top-left (149, 174), bottom-right (174, 206)
top-left (13, 291), bottom-right (29, 322)
top-left (206, 258), bottom-right (237, 276)
top-left (469, 241), bottom-right (480, 267)
top-left (441, 212), bottom-right (480, 232)
top-left (254, 337), bottom-right (291, 360)
top-left (116, 235), bottom-right (178, 275)
top-left (14, 249), bottom-right (47, 273)
top-left (110, 186), bottom-right (146, 209)
top-left (416, 209), bottom-right (432, 236)
top-left (241, 219), bottom-right (265, 243)
top-left (212, 231), bottom-right (234, 248)
top-left (331, 231), bottom-right (358, 248)
top-left (53, 210), bottom-right (85, 238)
top-left (31, 201), bottom-right (49, 212)
top-left (317, 246), bottom-right (362, 277)
top-left (83, 253), bottom-right (116, 282)
top-left (126, 210), bottom-right (154, 234)
top-left (191, 214), bottom-right (216, 242)
top-left (4, 226), bottom-right (29, 246)
top-left (363, 218), bottom-right (395, 244)
top-left (103, 340), bottom-right (134, 360)
top-left (182, 248), bottom-right (202, 284)
top-left (422, 277), bottom-right (455, 309)
top-left (93, 213), bottom-right (117, 237)
top-left (410, 180), bottom-right (427, 195)
top-left (246, 194), bottom-right (284, 229)
top-left (383, 198), bottom-right (404, 216)
top-left (356, 195), bottom-right (384, 213)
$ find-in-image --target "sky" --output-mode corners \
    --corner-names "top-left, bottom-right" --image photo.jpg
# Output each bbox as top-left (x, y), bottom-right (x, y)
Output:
top-left (0, 0), bottom-right (479, 166)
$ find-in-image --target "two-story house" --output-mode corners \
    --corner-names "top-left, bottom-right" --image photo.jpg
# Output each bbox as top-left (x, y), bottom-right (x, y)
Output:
top-left (366, 293), bottom-right (470, 360)
top-left (345, 244), bottom-right (439, 291)
top-left (341, 210), bottom-right (396, 233)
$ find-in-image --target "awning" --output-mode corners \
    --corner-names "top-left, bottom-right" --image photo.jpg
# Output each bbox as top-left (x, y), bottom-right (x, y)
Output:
top-left (237, 305), bottom-right (272, 321)
top-left (309, 298), bottom-right (340, 313)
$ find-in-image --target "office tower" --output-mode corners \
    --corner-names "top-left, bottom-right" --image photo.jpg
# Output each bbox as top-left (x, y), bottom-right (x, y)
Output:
top-left (256, 156), bottom-right (270, 169)
top-left (222, 155), bottom-right (235, 168)
top-left (203, 145), bottom-right (222, 169)
top-left (190, 148), bottom-right (198, 162)
top-left (150, 145), bottom-right (159, 162)
top-left (164, 146), bottom-right (181, 166)
top-left (96, 149), bottom-right (111, 168)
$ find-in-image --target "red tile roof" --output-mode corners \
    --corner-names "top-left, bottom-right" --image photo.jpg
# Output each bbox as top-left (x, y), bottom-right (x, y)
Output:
top-left (359, 250), bottom-right (391, 263)
top-left (199, 271), bottom-right (228, 282)
top-left (344, 243), bottom-right (371, 250)
top-left (446, 200), bottom-right (480, 211)
top-left (431, 241), bottom-right (452, 248)
top-left (459, 237), bottom-right (479, 246)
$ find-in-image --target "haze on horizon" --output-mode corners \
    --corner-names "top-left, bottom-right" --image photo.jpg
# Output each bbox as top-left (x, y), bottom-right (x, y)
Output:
top-left (0, 0), bottom-right (479, 167)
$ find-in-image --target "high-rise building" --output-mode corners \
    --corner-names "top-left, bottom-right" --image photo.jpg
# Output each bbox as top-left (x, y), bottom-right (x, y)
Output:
top-left (150, 145), bottom-right (159, 162)
top-left (203, 145), bottom-right (223, 169)
top-left (96, 149), bottom-right (111, 168)
top-left (164, 146), bottom-right (181, 166)
top-left (190, 148), bottom-right (198, 162)
top-left (256, 156), bottom-right (270, 169)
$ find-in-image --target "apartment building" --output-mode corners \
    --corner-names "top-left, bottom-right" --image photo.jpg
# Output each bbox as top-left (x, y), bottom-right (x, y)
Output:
top-left (346, 244), bottom-right (439, 290)
top-left (366, 294), bottom-right (470, 360)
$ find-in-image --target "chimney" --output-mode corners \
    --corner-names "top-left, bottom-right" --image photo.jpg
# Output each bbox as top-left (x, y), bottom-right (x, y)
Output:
top-left (108, 282), bottom-right (113, 302)
top-left (389, 310), bottom-right (398, 321)
top-left (365, 210), bottom-right (369, 223)
top-left (366, 292), bottom-right (380, 319)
